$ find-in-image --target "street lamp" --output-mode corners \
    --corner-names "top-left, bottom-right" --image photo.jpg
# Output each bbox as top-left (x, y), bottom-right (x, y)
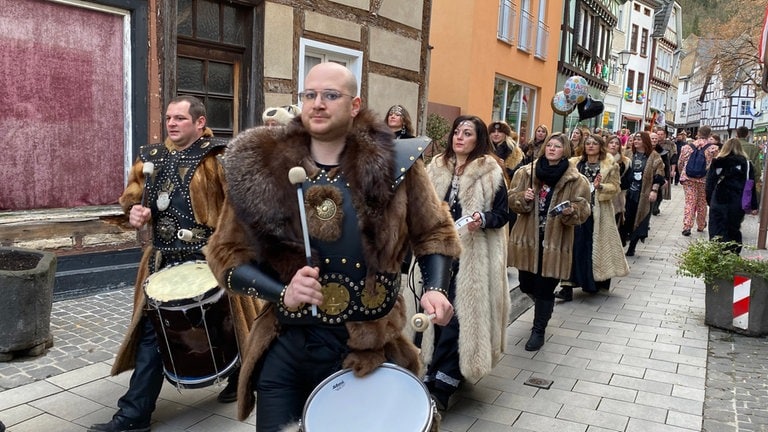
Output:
top-left (616, 49), bottom-right (632, 131)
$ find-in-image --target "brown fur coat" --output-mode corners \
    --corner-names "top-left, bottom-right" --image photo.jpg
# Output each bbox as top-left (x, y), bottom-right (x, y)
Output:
top-left (507, 160), bottom-right (591, 279)
top-left (205, 109), bottom-right (461, 420)
top-left (113, 128), bottom-right (261, 376)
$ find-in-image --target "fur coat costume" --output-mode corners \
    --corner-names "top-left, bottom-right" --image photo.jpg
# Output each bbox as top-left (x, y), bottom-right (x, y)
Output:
top-left (569, 156), bottom-right (630, 282)
top-left (495, 136), bottom-right (525, 183)
top-left (507, 160), bottom-right (591, 279)
top-left (412, 154), bottom-right (510, 382)
top-left (205, 109), bottom-right (461, 421)
top-left (626, 150), bottom-right (665, 232)
top-left (113, 128), bottom-right (261, 376)
top-left (611, 151), bottom-right (631, 219)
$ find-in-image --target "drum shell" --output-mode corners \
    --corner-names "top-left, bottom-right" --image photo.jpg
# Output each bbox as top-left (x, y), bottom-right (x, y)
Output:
top-left (146, 287), bottom-right (239, 388)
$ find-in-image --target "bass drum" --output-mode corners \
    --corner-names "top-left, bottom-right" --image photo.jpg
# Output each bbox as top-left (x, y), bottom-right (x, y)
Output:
top-left (302, 363), bottom-right (435, 431)
top-left (144, 260), bottom-right (239, 389)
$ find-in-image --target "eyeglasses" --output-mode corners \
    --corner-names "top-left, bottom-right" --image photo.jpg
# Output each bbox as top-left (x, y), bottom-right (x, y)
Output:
top-left (545, 143), bottom-right (563, 149)
top-left (298, 90), bottom-right (353, 103)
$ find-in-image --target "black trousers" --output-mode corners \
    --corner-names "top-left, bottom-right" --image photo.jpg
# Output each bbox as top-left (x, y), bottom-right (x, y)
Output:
top-left (423, 260), bottom-right (462, 407)
top-left (115, 318), bottom-right (165, 423)
top-left (254, 325), bottom-right (349, 432)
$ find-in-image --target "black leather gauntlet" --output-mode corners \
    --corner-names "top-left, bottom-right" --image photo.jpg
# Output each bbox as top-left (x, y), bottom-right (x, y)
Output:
top-left (417, 254), bottom-right (453, 297)
top-left (226, 264), bottom-right (286, 303)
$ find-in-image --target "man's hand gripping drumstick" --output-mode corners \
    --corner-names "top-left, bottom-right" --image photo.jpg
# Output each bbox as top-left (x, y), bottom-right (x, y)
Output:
top-left (287, 166), bottom-right (321, 316)
top-left (129, 162), bottom-right (155, 229)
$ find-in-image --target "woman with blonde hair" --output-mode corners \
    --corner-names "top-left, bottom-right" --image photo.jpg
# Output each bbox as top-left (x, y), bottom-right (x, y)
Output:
top-left (556, 134), bottom-right (628, 301)
top-left (508, 132), bottom-right (591, 350)
top-left (523, 124), bottom-right (549, 164)
top-left (705, 138), bottom-right (758, 254)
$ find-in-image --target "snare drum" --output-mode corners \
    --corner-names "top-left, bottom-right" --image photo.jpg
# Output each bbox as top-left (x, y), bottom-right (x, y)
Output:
top-left (144, 261), bottom-right (239, 389)
top-left (302, 363), bottom-right (434, 432)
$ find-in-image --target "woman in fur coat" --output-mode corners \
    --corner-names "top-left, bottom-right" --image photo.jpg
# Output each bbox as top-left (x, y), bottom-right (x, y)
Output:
top-left (705, 138), bottom-right (759, 254)
top-left (508, 132), bottom-right (591, 351)
top-left (420, 115), bottom-right (510, 410)
top-left (556, 134), bottom-right (629, 301)
top-left (607, 135), bottom-right (631, 226)
top-left (619, 131), bottom-right (666, 256)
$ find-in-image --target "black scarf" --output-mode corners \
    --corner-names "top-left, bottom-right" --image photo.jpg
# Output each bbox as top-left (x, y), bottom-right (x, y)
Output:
top-left (535, 158), bottom-right (569, 187)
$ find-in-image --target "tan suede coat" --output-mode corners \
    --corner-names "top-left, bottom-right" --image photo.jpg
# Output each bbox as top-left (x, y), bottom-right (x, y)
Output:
top-left (507, 160), bottom-right (591, 279)
top-left (205, 110), bottom-right (462, 420)
top-left (113, 128), bottom-right (261, 376)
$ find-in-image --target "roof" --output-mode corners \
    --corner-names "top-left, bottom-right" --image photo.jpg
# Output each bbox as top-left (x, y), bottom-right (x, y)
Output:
top-left (652, 0), bottom-right (674, 38)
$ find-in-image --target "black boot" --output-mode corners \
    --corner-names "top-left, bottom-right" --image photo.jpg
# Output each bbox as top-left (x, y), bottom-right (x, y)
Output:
top-left (626, 238), bottom-right (638, 256)
top-left (554, 286), bottom-right (573, 302)
top-left (525, 299), bottom-right (554, 351)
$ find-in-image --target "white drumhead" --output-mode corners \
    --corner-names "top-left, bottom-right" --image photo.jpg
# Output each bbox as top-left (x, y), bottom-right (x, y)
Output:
top-left (303, 363), bottom-right (433, 432)
top-left (144, 261), bottom-right (218, 302)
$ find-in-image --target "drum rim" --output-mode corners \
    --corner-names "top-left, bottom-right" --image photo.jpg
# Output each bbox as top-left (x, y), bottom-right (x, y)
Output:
top-left (301, 362), bottom-right (434, 431)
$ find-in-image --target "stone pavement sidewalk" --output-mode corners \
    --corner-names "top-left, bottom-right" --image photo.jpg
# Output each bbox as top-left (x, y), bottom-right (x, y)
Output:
top-left (1, 184), bottom-right (767, 431)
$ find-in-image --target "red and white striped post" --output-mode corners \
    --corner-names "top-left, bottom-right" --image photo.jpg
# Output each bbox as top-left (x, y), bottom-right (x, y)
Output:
top-left (732, 275), bottom-right (751, 330)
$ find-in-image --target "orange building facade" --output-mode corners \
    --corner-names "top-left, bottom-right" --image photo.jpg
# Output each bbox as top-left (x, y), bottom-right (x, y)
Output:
top-left (427, 0), bottom-right (562, 148)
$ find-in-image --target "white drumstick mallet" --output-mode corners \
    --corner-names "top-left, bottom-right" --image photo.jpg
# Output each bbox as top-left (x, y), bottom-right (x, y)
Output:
top-left (288, 166), bottom-right (318, 317)
top-left (140, 162), bottom-right (155, 208)
top-left (411, 313), bottom-right (436, 332)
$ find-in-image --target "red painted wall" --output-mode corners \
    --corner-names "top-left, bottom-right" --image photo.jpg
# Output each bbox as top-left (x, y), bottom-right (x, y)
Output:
top-left (0, 0), bottom-right (125, 210)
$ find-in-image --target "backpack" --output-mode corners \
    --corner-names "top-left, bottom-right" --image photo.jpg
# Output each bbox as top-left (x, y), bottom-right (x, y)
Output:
top-left (685, 143), bottom-right (712, 178)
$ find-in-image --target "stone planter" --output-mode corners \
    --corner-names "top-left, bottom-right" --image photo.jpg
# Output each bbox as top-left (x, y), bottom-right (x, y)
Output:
top-left (0, 247), bottom-right (57, 360)
top-left (706, 273), bottom-right (768, 337)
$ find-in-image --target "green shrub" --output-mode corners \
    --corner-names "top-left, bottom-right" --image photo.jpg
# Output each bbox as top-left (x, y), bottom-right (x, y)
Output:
top-left (677, 239), bottom-right (768, 286)
top-left (424, 113), bottom-right (451, 163)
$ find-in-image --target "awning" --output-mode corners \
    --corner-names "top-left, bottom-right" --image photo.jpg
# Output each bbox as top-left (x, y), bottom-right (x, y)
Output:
top-left (754, 126), bottom-right (767, 133)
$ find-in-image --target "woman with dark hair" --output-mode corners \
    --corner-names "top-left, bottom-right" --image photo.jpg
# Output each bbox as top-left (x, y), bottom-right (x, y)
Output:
top-left (385, 104), bottom-right (415, 139)
top-left (607, 135), bottom-right (631, 226)
top-left (523, 124), bottom-right (549, 164)
top-left (488, 121), bottom-right (524, 181)
top-left (419, 115), bottom-right (510, 410)
top-left (619, 131), bottom-right (666, 256)
top-left (556, 134), bottom-right (628, 301)
top-left (508, 132), bottom-right (591, 350)
top-left (706, 138), bottom-right (758, 254)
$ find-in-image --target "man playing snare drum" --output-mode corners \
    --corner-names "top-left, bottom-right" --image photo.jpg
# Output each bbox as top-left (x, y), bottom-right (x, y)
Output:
top-left (89, 96), bottom-right (260, 432)
top-left (206, 62), bottom-right (461, 431)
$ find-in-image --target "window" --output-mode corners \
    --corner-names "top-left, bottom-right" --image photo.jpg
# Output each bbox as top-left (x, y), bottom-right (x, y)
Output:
top-left (636, 72), bottom-right (645, 103)
top-left (680, 102), bottom-right (687, 117)
top-left (518, 0), bottom-right (533, 52)
top-left (740, 100), bottom-right (751, 116)
top-left (498, 0), bottom-right (516, 43)
top-left (626, 69), bottom-right (635, 99)
top-left (492, 76), bottom-right (537, 147)
top-left (177, 0), bottom-right (250, 137)
top-left (534, 0), bottom-right (548, 58)
top-left (630, 24), bottom-right (638, 52)
top-left (640, 28), bottom-right (648, 56)
top-left (299, 39), bottom-right (363, 98)
top-left (634, 3), bottom-right (640, 12)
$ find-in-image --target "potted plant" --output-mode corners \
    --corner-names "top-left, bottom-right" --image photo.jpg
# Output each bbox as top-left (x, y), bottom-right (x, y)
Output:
top-left (677, 239), bottom-right (768, 336)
